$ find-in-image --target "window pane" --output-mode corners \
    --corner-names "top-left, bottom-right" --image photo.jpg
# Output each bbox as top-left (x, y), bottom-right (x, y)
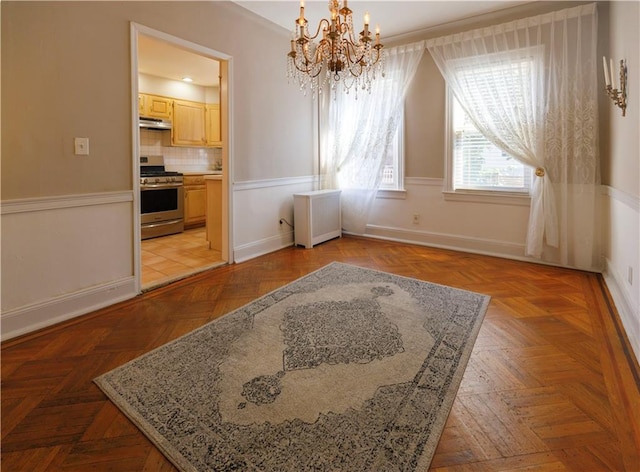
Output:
top-left (379, 124), bottom-right (401, 189)
top-left (452, 95), bottom-right (530, 192)
top-left (336, 86), bottom-right (404, 191)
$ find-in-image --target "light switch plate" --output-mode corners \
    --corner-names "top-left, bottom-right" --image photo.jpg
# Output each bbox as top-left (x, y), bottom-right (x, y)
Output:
top-left (74, 137), bottom-right (89, 155)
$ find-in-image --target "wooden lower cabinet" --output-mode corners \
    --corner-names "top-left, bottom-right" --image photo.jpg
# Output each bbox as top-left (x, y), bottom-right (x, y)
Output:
top-left (206, 178), bottom-right (222, 251)
top-left (183, 175), bottom-right (207, 228)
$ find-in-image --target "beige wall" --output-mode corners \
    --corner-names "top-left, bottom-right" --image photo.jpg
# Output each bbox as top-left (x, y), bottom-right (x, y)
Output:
top-left (601, 0), bottom-right (640, 362)
top-left (604, 0), bottom-right (639, 196)
top-left (1, 1), bottom-right (314, 200)
top-left (2, 2), bottom-right (133, 198)
top-left (404, 53), bottom-right (446, 178)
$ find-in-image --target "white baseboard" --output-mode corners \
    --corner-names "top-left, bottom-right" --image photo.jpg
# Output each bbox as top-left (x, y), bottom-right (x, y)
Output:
top-left (1, 277), bottom-right (137, 342)
top-left (603, 258), bottom-right (640, 364)
top-left (234, 231), bottom-right (295, 263)
top-left (365, 224), bottom-right (528, 259)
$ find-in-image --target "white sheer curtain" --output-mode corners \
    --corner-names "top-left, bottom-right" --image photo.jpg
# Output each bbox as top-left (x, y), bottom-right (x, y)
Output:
top-left (320, 41), bottom-right (425, 234)
top-left (427, 3), bottom-right (600, 270)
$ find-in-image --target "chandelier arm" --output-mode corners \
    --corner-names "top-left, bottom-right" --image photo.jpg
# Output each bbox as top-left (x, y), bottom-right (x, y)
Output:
top-left (371, 47), bottom-right (382, 65)
top-left (294, 55), bottom-right (320, 75)
top-left (343, 40), bottom-right (382, 69)
top-left (341, 39), bottom-right (365, 66)
top-left (316, 39), bottom-right (330, 62)
top-left (305, 18), bottom-right (332, 41)
top-left (346, 54), bottom-right (365, 78)
top-left (338, 16), bottom-right (358, 45)
top-left (297, 39), bottom-right (322, 68)
top-left (293, 43), bottom-right (324, 76)
top-left (293, 60), bottom-right (323, 78)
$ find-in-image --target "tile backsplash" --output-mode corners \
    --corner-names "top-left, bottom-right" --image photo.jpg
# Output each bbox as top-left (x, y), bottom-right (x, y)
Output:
top-left (140, 129), bottom-right (222, 172)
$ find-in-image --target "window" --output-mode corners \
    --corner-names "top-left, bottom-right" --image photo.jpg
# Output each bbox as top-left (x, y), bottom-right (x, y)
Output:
top-left (444, 47), bottom-right (542, 197)
top-left (378, 117), bottom-right (404, 191)
top-left (450, 92), bottom-right (530, 194)
top-left (337, 94), bottom-right (405, 192)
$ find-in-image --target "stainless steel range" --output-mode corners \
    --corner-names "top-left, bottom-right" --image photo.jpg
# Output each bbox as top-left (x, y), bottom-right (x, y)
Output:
top-left (140, 156), bottom-right (184, 240)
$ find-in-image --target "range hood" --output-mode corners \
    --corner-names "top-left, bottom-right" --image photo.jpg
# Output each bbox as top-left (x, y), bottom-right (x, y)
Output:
top-left (139, 117), bottom-right (172, 130)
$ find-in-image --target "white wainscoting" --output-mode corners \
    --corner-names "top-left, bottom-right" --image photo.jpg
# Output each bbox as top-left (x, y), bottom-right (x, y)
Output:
top-left (233, 176), bottom-right (317, 263)
top-left (1, 192), bottom-right (137, 341)
top-left (365, 177), bottom-right (531, 260)
top-left (602, 185), bottom-right (640, 363)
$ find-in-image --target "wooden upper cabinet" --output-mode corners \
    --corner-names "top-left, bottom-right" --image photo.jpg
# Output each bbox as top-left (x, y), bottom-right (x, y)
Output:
top-left (172, 99), bottom-right (206, 146)
top-left (139, 93), bottom-right (173, 120)
top-left (138, 93), bottom-right (221, 148)
top-left (205, 104), bottom-right (222, 147)
top-left (138, 94), bottom-right (145, 116)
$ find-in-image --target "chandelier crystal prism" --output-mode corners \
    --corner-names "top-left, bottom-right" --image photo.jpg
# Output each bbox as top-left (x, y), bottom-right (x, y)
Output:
top-left (287, 0), bottom-right (385, 95)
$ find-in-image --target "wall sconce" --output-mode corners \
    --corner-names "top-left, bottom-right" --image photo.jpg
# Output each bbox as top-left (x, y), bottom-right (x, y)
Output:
top-left (603, 56), bottom-right (627, 116)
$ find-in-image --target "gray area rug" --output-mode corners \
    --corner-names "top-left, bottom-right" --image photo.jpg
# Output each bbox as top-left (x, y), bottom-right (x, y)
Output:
top-left (95, 262), bottom-right (490, 471)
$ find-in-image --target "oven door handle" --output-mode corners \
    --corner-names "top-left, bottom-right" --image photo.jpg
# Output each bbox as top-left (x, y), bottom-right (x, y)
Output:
top-left (141, 219), bottom-right (184, 229)
top-left (140, 183), bottom-right (183, 189)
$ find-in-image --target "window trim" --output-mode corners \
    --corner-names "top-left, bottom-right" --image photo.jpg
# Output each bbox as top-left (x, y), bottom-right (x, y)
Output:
top-left (376, 188), bottom-right (407, 200)
top-left (444, 85), bottom-right (531, 205)
top-left (378, 114), bottom-right (406, 192)
top-left (442, 189), bottom-right (531, 206)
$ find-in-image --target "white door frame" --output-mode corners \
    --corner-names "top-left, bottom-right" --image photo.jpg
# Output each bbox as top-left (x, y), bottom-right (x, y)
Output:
top-left (130, 22), bottom-right (234, 293)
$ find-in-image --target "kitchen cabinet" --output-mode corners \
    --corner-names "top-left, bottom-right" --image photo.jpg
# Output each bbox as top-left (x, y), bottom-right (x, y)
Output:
top-left (139, 93), bottom-right (173, 120)
top-left (139, 93), bottom-right (220, 148)
top-left (183, 175), bottom-right (207, 228)
top-left (205, 103), bottom-right (222, 146)
top-left (172, 99), bottom-right (206, 146)
top-left (206, 177), bottom-right (222, 251)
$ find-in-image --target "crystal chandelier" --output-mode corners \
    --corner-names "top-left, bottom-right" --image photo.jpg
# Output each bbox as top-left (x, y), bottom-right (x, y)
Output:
top-left (287, 0), bottom-right (384, 95)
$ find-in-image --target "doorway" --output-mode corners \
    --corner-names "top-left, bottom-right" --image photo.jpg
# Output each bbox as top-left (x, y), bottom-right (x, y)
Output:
top-left (131, 24), bottom-right (232, 292)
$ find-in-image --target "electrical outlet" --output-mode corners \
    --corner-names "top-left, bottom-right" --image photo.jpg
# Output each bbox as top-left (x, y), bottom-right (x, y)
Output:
top-left (412, 214), bottom-right (420, 225)
top-left (628, 266), bottom-right (633, 285)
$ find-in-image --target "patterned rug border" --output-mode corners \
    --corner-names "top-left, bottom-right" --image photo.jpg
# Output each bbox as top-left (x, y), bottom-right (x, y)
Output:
top-left (95, 262), bottom-right (491, 471)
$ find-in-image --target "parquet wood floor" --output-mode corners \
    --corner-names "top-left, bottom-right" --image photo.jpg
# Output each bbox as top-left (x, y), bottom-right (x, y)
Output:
top-left (2, 236), bottom-right (639, 471)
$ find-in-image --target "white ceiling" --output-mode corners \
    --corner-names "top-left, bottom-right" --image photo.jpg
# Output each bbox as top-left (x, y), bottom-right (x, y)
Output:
top-left (138, 35), bottom-right (220, 87)
top-left (137, 1), bottom-right (530, 87)
top-left (234, 1), bottom-right (531, 40)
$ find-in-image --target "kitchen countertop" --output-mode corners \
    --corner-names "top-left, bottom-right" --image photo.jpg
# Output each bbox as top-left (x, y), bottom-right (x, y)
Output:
top-left (181, 171), bottom-right (223, 175)
top-left (204, 174), bottom-right (222, 181)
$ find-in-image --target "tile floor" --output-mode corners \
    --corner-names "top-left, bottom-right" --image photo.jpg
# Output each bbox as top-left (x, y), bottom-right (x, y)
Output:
top-left (141, 227), bottom-right (225, 290)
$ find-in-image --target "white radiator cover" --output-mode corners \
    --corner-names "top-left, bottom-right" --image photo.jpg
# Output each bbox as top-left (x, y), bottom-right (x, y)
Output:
top-left (293, 190), bottom-right (342, 248)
